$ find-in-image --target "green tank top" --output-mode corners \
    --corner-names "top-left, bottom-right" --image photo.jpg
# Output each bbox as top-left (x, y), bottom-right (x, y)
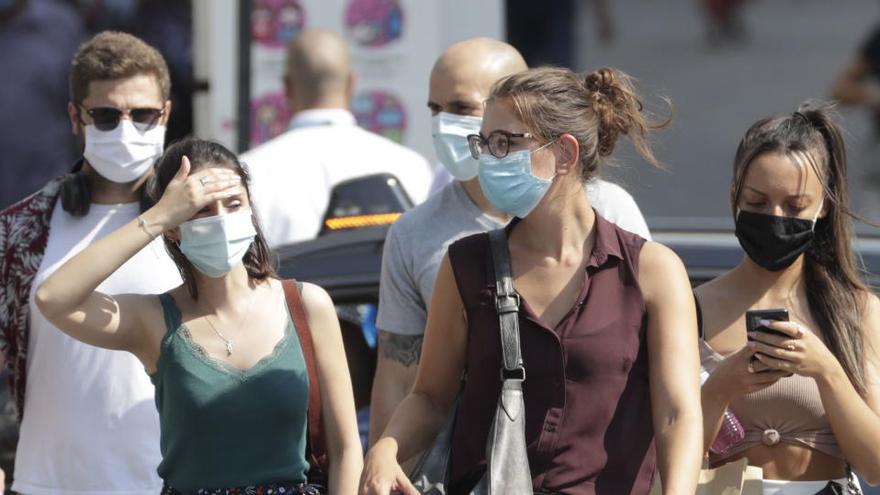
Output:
top-left (151, 291), bottom-right (310, 491)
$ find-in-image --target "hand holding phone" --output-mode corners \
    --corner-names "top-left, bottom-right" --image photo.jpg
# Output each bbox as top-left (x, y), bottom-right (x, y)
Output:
top-left (745, 309), bottom-right (793, 375)
top-left (746, 309), bottom-right (790, 339)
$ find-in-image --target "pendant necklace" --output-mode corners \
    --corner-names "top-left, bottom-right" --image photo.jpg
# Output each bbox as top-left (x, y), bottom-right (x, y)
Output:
top-left (203, 288), bottom-right (258, 357)
top-left (205, 318), bottom-right (234, 356)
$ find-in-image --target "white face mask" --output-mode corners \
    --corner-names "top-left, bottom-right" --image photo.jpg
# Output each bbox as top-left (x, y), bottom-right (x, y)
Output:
top-left (83, 121), bottom-right (166, 183)
top-left (431, 112), bottom-right (482, 181)
top-left (179, 208), bottom-right (257, 278)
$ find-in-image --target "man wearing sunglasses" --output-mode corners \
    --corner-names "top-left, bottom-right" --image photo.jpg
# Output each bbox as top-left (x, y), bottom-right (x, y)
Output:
top-left (369, 38), bottom-right (652, 449)
top-left (0, 32), bottom-right (180, 494)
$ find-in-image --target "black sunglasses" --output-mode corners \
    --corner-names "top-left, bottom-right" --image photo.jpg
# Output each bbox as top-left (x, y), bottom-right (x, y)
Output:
top-left (79, 105), bottom-right (165, 132)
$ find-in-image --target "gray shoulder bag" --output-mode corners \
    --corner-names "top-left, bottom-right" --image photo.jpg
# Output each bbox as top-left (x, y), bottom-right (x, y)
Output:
top-left (410, 228), bottom-right (533, 494)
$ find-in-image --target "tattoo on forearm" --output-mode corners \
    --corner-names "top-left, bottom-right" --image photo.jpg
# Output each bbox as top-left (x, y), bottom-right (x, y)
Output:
top-left (378, 331), bottom-right (423, 367)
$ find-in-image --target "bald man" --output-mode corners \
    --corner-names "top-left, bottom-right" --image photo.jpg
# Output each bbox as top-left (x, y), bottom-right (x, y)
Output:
top-left (241, 29), bottom-right (432, 247)
top-left (369, 38), bottom-right (653, 447)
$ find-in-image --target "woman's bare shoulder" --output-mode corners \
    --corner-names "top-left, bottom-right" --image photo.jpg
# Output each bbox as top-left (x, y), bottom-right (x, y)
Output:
top-left (693, 269), bottom-right (738, 304)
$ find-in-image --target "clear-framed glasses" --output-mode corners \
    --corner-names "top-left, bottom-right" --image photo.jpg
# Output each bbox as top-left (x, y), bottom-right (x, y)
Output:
top-left (467, 130), bottom-right (534, 160)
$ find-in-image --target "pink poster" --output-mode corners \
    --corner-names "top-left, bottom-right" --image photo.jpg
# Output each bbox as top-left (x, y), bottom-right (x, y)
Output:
top-left (246, 0), bottom-right (416, 150)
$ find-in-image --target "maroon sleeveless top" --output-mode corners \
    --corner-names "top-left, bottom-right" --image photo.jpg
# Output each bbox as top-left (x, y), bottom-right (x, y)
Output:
top-left (446, 214), bottom-right (656, 495)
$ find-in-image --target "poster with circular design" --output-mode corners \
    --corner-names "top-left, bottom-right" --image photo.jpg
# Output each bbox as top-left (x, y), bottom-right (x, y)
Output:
top-left (344, 0), bottom-right (404, 48)
top-left (250, 92), bottom-right (293, 146)
top-left (351, 90), bottom-right (406, 143)
top-left (252, 0), bottom-right (305, 48)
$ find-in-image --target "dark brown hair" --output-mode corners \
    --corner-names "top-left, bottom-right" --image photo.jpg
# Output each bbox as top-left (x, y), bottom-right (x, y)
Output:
top-left (62, 32), bottom-right (170, 217)
top-left (69, 31), bottom-right (171, 105)
top-left (150, 138), bottom-right (277, 300)
top-left (731, 100), bottom-right (871, 395)
top-left (487, 66), bottom-right (668, 182)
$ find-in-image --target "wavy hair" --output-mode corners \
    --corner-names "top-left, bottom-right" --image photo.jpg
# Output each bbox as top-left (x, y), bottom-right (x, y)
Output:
top-left (487, 66), bottom-right (669, 182)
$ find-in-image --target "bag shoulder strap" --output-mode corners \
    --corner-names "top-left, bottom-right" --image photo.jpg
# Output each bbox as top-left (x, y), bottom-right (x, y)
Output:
top-left (488, 229), bottom-right (524, 377)
top-left (693, 291), bottom-right (704, 339)
top-left (282, 279), bottom-right (328, 475)
top-left (847, 465), bottom-right (862, 494)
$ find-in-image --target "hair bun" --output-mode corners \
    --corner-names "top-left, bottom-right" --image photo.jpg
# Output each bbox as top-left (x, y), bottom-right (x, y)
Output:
top-left (584, 68), bottom-right (616, 96)
top-left (583, 67), bottom-right (642, 157)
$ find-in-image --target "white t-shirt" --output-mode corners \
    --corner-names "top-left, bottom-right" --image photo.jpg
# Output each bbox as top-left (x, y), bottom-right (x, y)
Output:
top-left (241, 109), bottom-right (434, 248)
top-left (13, 202), bottom-right (181, 495)
top-left (377, 179), bottom-right (651, 336)
top-left (584, 179), bottom-right (652, 240)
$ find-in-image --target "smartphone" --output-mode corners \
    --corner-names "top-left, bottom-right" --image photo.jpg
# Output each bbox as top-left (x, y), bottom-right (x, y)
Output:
top-left (746, 309), bottom-right (792, 375)
top-left (745, 309), bottom-right (790, 340)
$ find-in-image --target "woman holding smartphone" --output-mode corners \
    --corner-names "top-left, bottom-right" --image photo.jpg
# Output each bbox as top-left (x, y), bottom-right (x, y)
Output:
top-left (697, 102), bottom-right (880, 494)
top-left (361, 67), bottom-right (703, 495)
top-left (34, 138), bottom-right (363, 494)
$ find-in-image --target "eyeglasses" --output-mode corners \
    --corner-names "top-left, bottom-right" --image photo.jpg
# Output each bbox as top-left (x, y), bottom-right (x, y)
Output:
top-left (78, 106), bottom-right (165, 131)
top-left (467, 130), bottom-right (534, 160)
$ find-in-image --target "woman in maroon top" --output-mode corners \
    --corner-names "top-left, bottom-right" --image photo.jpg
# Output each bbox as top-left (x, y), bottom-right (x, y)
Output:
top-left (361, 67), bottom-right (703, 495)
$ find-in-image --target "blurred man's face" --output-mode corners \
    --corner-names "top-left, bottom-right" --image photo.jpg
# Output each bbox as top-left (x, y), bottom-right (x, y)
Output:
top-left (427, 69), bottom-right (485, 118)
top-left (68, 73), bottom-right (170, 147)
top-left (0, 0), bottom-right (26, 23)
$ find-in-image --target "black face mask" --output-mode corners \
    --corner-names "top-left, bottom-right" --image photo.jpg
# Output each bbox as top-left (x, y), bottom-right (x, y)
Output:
top-left (734, 210), bottom-right (819, 272)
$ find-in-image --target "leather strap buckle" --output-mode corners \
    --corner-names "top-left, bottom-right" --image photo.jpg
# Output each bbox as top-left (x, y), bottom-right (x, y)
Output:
top-left (501, 366), bottom-right (526, 382)
top-left (495, 292), bottom-right (521, 314)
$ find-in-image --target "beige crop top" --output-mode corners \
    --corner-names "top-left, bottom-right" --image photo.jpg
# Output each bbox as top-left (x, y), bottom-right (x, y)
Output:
top-left (700, 340), bottom-right (844, 464)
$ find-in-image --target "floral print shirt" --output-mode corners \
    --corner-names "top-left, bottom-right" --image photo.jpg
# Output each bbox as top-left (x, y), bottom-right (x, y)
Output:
top-left (0, 177), bottom-right (62, 420)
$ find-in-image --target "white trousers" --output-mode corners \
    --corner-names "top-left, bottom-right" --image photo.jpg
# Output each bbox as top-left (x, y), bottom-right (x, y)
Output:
top-left (763, 477), bottom-right (853, 495)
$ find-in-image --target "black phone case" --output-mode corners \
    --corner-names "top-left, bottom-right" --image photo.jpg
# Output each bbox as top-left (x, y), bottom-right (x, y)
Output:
top-left (745, 309), bottom-right (790, 340)
top-left (745, 309), bottom-right (794, 376)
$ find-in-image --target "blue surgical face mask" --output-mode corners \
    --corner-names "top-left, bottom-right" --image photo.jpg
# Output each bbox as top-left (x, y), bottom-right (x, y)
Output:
top-left (432, 112), bottom-right (482, 181)
top-left (477, 141), bottom-right (556, 218)
top-left (179, 208), bottom-right (257, 278)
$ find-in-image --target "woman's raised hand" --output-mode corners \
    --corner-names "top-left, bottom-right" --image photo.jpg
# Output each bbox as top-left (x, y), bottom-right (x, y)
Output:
top-left (151, 156), bottom-right (242, 230)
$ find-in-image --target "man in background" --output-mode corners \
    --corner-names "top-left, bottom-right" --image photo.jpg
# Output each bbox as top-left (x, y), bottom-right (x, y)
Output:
top-left (241, 28), bottom-right (433, 248)
top-left (0, 0), bottom-right (85, 209)
top-left (832, 25), bottom-right (880, 115)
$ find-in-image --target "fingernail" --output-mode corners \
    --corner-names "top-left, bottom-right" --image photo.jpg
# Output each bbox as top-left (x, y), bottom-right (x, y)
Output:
top-left (759, 319), bottom-right (772, 326)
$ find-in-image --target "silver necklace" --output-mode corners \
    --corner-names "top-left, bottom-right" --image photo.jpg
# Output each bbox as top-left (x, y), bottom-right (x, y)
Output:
top-left (203, 288), bottom-right (258, 356)
top-left (204, 317), bottom-right (234, 356)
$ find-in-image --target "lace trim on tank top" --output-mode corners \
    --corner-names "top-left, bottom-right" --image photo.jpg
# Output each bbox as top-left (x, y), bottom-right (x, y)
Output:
top-left (700, 339), bottom-right (844, 463)
top-left (157, 292), bottom-right (295, 381)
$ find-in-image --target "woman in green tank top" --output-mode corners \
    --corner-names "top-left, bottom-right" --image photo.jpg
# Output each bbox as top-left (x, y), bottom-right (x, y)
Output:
top-left (35, 138), bottom-right (363, 494)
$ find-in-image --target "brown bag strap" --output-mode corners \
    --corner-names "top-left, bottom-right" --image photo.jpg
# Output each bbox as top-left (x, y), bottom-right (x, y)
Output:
top-left (282, 279), bottom-right (328, 476)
